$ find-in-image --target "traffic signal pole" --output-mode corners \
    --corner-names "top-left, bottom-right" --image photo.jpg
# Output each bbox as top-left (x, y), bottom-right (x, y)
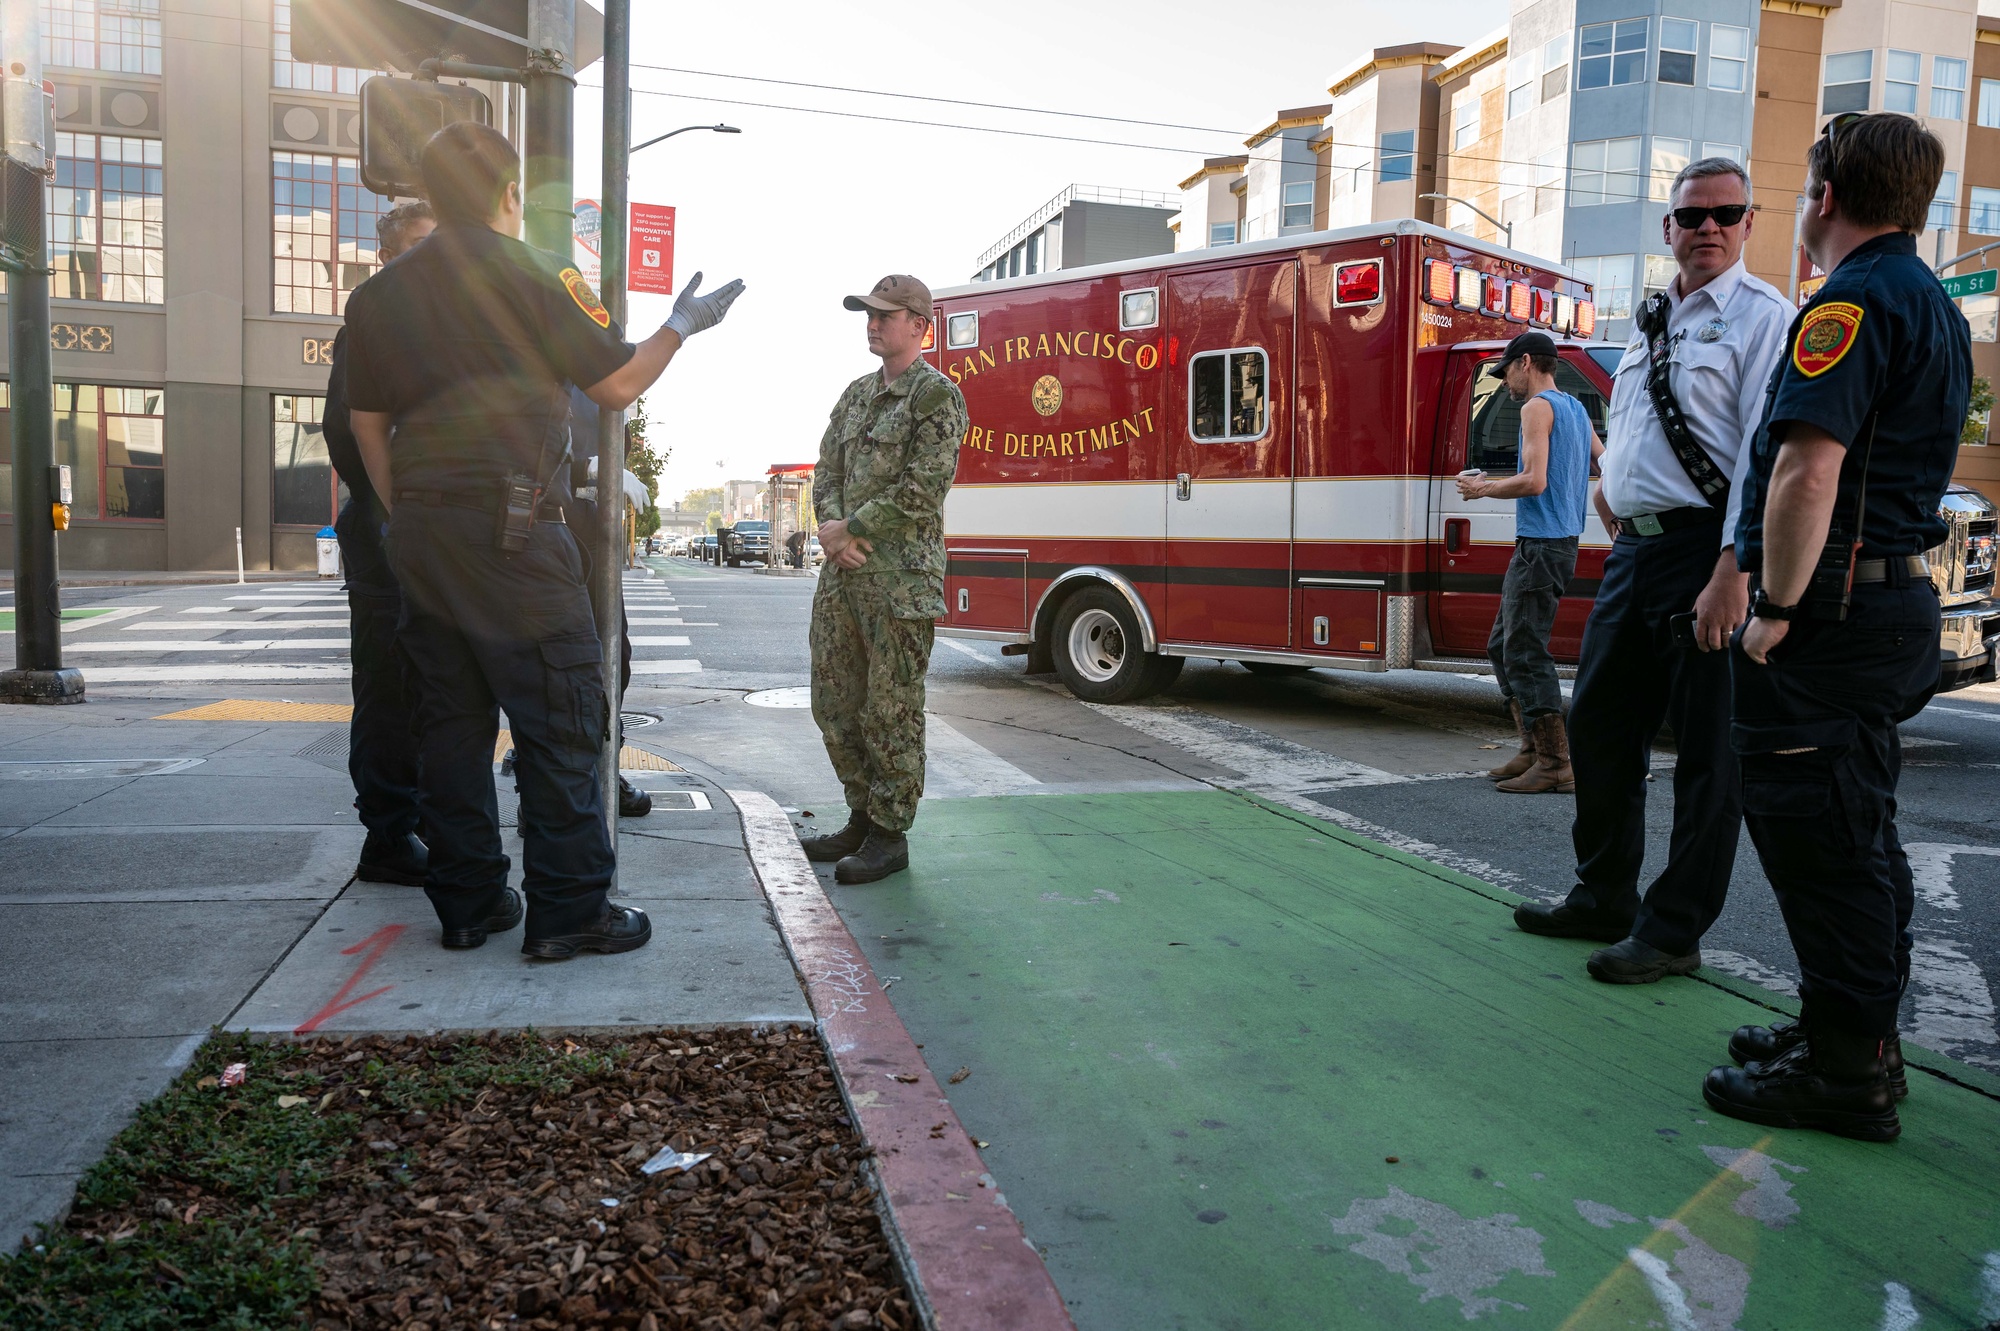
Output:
top-left (594, 0), bottom-right (629, 854)
top-left (0, 0), bottom-right (83, 705)
top-left (523, 0), bottom-right (575, 256)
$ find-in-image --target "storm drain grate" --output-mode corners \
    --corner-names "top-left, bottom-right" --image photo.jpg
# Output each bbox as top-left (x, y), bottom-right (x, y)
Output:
top-left (621, 712), bottom-right (660, 729)
top-left (294, 728), bottom-right (350, 771)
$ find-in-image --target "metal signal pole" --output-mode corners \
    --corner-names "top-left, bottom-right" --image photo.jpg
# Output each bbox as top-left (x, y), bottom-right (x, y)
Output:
top-left (523, 0), bottom-right (576, 256)
top-left (1, 0), bottom-right (81, 705)
top-left (594, 0), bottom-right (629, 858)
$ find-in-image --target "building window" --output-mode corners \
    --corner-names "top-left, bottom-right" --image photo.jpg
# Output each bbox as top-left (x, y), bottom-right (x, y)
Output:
top-left (1579, 19), bottom-right (1648, 90)
top-left (1542, 35), bottom-right (1569, 101)
top-left (1823, 51), bottom-right (1872, 115)
top-left (50, 133), bottom-right (163, 304)
top-left (1981, 79), bottom-right (2000, 128)
top-left (1709, 24), bottom-right (1749, 92)
top-left (1658, 18), bottom-right (1698, 86)
top-left (1931, 170), bottom-right (1959, 231)
top-left (1025, 231), bottom-right (1041, 276)
top-left (1572, 255), bottom-right (1635, 319)
top-left (1453, 93), bottom-right (1480, 151)
top-left (1281, 180), bottom-right (1313, 230)
top-left (273, 395), bottom-right (344, 527)
top-left (1650, 137), bottom-right (1691, 202)
top-left (1934, 56), bottom-right (1968, 121)
top-left (1507, 53), bottom-right (1535, 119)
top-left (1378, 130), bottom-right (1415, 184)
top-left (1571, 136), bottom-right (1642, 206)
top-left (1500, 162), bottom-right (1531, 226)
top-left (272, 0), bottom-right (377, 93)
top-left (24, 382), bottom-right (167, 522)
top-left (1965, 293), bottom-right (1999, 345)
top-left (1885, 49), bottom-right (1920, 115)
top-left (1189, 349), bottom-right (1268, 443)
top-left (41, 0), bottom-right (161, 74)
top-left (273, 152), bottom-right (393, 316)
top-left (1209, 221), bottom-right (1236, 246)
top-left (1536, 150), bottom-right (1563, 215)
top-left (1701, 142), bottom-right (1742, 163)
top-left (1643, 254), bottom-right (1677, 302)
top-left (1971, 187), bottom-right (2000, 235)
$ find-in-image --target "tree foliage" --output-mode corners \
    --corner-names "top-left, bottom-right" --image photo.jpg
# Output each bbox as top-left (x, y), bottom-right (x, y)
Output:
top-left (625, 396), bottom-right (664, 538)
top-left (1964, 376), bottom-right (1995, 448)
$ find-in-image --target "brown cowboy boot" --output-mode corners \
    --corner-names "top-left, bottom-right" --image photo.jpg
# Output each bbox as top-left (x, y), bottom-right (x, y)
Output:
top-left (1488, 699), bottom-right (1535, 780)
top-left (1496, 712), bottom-right (1575, 794)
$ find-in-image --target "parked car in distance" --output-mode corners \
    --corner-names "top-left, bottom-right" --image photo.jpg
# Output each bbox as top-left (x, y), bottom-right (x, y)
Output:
top-left (721, 520), bottom-right (772, 568)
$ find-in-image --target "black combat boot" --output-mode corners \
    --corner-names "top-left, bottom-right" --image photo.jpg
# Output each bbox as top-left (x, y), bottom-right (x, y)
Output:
top-left (801, 809), bottom-right (872, 863)
top-left (1514, 898), bottom-right (1633, 943)
top-left (441, 887), bottom-right (524, 950)
top-left (1730, 1018), bottom-right (1908, 1099)
top-left (357, 830), bottom-right (428, 887)
top-left (618, 776), bottom-right (653, 818)
top-left (1586, 936), bottom-right (1701, 984)
top-left (522, 905), bottom-right (653, 960)
top-left (1702, 1029), bottom-right (1901, 1142)
top-left (835, 828), bottom-right (910, 885)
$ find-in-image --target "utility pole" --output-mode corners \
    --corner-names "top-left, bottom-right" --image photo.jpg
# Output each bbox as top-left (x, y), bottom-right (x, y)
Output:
top-left (594, 0), bottom-right (628, 856)
top-left (0, 0), bottom-right (82, 705)
top-left (523, 0), bottom-right (576, 256)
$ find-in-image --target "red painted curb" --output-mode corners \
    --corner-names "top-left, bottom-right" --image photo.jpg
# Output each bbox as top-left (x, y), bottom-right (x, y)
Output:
top-left (730, 790), bottom-right (1075, 1331)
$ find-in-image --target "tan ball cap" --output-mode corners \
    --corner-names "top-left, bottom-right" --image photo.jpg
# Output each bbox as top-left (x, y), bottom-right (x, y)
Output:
top-left (843, 274), bottom-right (933, 320)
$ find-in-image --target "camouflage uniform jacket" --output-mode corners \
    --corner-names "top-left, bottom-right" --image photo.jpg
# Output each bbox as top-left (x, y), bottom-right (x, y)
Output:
top-left (813, 358), bottom-right (967, 617)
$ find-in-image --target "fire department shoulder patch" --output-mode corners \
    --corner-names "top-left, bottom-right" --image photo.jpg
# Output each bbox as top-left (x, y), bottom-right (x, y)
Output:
top-left (1791, 301), bottom-right (1863, 378)
top-left (560, 267), bottom-right (611, 329)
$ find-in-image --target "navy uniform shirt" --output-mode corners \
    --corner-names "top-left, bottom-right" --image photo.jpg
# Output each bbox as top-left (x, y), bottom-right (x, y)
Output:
top-left (1735, 231), bottom-right (1970, 566)
top-left (342, 222), bottom-right (635, 496)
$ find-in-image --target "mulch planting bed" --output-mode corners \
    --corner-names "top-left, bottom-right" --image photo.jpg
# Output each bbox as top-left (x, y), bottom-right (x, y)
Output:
top-left (0, 1028), bottom-right (916, 1331)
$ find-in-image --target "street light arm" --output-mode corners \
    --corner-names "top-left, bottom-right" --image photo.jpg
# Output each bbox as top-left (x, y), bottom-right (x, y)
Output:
top-left (1421, 193), bottom-right (1512, 247)
top-left (631, 123), bottom-right (741, 154)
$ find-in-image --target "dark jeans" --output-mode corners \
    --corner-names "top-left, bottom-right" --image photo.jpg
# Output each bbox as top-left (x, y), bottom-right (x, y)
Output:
top-left (1563, 524), bottom-right (1739, 952)
top-left (334, 499), bottom-right (421, 840)
top-left (1731, 579), bottom-right (1939, 1042)
top-left (1487, 535), bottom-right (1578, 719)
top-left (386, 502), bottom-right (612, 938)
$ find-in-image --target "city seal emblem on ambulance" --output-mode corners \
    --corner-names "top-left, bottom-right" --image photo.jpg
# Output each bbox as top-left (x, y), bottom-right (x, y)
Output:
top-left (1031, 374), bottom-right (1064, 417)
top-left (1791, 301), bottom-right (1863, 378)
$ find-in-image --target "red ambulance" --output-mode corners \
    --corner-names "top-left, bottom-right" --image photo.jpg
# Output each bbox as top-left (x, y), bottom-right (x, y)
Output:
top-left (925, 219), bottom-right (1616, 701)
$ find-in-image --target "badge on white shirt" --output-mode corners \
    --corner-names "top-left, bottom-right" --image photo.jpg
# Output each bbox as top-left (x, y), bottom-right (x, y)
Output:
top-left (1696, 317), bottom-right (1729, 344)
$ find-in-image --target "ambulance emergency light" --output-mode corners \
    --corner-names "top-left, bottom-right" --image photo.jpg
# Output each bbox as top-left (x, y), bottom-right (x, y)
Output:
top-left (1531, 288), bottom-right (1556, 326)
top-left (1453, 266), bottom-right (1483, 310)
top-left (1555, 294), bottom-right (1576, 334)
top-left (1481, 274), bottom-right (1507, 318)
top-left (1506, 282), bottom-right (1532, 322)
top-left (1423, 259), bottom-right (1454, 305)
top-left (1575, 300), bottom-right (1597, 338)
top-left (1333, 260), bottom-right (1381, 305)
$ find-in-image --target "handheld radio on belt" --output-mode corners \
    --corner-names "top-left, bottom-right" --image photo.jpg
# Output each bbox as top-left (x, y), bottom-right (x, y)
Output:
top-left (496, 396), bottom-right (573, 554)
top-left (1635, 292), bottom-right (1732, 508)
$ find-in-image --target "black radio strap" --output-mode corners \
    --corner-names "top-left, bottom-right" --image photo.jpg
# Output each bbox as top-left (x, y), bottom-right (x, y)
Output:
top-left (1635, 291), bottom-right (1731, 506)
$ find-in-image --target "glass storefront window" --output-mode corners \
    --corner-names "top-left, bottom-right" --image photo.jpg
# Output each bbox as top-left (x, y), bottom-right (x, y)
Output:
top-left (273, 394), bottom-right (345, 527)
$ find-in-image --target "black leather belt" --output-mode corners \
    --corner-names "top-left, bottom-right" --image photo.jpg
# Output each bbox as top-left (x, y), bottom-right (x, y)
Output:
top-left (395, 488), bottom-right (566, 524)
top-left (1621, 506), bottom-right (1723, 537)
top-left (1851, 556), bottom-right (1929, 584)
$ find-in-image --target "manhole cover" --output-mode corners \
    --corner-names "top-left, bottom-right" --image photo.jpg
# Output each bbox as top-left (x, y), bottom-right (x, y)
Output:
top-left (0, 758), bottom-right (204, 780)
top-left (621, 712), bottom-right (660, 729)
top-left (744, 687), bottom-right (812, 709)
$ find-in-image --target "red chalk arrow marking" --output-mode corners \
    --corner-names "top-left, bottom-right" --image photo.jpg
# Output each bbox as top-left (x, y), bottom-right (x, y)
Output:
top-left (294, 924), bottom-right (405, 1034)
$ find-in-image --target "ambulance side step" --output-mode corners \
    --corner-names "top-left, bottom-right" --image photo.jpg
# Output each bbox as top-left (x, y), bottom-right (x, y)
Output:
top-left (1414, 658), bottom-right (1580, 679)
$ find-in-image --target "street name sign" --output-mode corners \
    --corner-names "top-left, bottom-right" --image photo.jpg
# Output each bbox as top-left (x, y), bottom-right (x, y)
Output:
top-left (1941, 268), bottom-right (1999, 300)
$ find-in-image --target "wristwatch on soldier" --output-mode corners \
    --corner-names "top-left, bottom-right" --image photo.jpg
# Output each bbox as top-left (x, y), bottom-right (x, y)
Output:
top-left (1750, 588), bottom-right (1797, 622)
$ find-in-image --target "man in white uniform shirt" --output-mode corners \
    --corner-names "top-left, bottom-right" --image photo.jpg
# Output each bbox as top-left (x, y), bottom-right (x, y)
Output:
top-left (1515, 157), bottom-right (1792, 984)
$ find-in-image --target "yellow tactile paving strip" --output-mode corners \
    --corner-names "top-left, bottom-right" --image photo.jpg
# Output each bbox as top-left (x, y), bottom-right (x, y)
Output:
top-left (494, 729), bottom-right (683, 772)
top-left (155, 700), bottom-right (354, 722)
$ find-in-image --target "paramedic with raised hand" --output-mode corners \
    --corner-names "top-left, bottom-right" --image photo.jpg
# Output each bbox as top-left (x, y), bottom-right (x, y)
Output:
top-left (1455, 330), bottom-right (1592, 796)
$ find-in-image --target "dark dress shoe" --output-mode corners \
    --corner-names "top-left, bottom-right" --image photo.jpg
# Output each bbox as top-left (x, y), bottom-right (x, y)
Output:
top-left (618, 776), bottom-right (653, 818)
top-left (357, 831), bottom-right (428, 887)
top-left (1702, 1050), bottom-right (1901, 1143)
top-left (1513, 899), bottom-right (1633, 943)
top-left (835, 828), bottom-right (909, 884)
top-left (522, 905), bottom-right (652, 960)
top-left (1731, 1019), bottom-right (1908, 1099)
top-left (1586, 936), bottom-right (1701, 984)
top-left (441, 888), bottom-right (524, 950)
top-left (802, 810), bottom-right (872, 863)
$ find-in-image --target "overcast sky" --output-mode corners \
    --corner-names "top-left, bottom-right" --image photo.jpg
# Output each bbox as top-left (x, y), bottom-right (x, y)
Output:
top-left (567, 0), bottom-right (1509, 509)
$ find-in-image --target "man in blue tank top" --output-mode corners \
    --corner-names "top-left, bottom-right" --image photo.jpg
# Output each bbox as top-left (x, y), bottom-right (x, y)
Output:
top-left (1456, 330), bottom-right (1593, 793)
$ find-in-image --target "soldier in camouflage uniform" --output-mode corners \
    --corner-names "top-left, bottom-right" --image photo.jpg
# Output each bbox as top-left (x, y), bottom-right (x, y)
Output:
top-left (801, 274), bottom-right (968, 884)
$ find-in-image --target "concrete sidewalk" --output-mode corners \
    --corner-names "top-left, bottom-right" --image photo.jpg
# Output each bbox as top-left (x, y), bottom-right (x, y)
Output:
top-left (0, 695), bottom-right (807, 1249)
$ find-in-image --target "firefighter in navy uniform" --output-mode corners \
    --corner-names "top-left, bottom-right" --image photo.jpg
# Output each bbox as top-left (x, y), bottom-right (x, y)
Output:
top-left (1705, 112), bottom-right (1970, 1142)
top-left (342, 122), bottom-right (742, 956)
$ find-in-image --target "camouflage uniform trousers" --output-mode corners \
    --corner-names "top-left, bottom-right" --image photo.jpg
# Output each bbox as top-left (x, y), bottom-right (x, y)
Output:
top-left (809, 571), bottom-right (936, 834)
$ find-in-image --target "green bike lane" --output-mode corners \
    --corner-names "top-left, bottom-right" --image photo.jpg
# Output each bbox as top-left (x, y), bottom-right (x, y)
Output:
top-left (813, 788), bottom-right (2000, 1331)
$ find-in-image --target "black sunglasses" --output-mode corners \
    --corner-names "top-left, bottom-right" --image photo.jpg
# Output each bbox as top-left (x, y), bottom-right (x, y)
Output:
top-left (1670, 204), bottom-right (1750, 229)
top-left (1816, 111), bottom-right (1866, 185)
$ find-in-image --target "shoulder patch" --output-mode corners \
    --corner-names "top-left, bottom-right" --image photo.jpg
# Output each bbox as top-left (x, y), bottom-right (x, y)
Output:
top-left (914, 375), bottom-right (958, 416)
top-left (559, 267), bottom-right (612, 329)
top-left (1791, 301), bottom-right (1863, 378)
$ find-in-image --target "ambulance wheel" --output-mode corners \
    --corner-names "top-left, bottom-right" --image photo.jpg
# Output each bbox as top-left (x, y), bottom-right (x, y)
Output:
top-left (1241, 661), bottom-right (1313, 677)
top-left (1052, 588), bottom-right (1180, 703)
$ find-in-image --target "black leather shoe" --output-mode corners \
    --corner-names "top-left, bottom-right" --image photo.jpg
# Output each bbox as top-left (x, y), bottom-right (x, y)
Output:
top-left (1702, 1052), bottom-right (1901, 1143)
top-left (441, 888), bottom-right (524, 950)
top-left (1731, 1019), bottom-right (1908, 1099)
top-left (801, 810), bottom-right (872, 863)
top-left (357, 831), bottom-right (428, 887)
top-left (618, 776), bottom-right (653, 818)
top-left (1586, 936), bottom-right (1701, 985)
top-left (835, 828), bottom-right (909, 884)
top-left (521, 905), bottom-right (652, 960)
top-left (1513, 899), bottom-right (1633, 943)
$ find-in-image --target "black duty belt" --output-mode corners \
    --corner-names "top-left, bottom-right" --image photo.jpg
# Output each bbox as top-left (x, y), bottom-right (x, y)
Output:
top-left (395, 488), bottom-right (566, 524)
top-left (1621, 506), bottom-right (1723, 537)
top-left (1851, 556), bottom-right (1929, 584)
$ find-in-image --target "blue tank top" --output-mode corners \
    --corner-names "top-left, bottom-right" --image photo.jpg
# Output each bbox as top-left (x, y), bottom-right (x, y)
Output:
top-left (1515, 388), bottom-right (1590, 539)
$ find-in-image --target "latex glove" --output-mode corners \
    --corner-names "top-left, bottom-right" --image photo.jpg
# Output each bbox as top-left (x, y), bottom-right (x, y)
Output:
top-left (664, 271), bottom-right (745, 340)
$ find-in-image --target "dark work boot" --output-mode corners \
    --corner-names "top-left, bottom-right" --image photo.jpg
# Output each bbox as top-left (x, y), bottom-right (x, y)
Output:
top-left (1702, 1031), bottom-right (1901, 1142)
top-left (618, 776), bottom-right (653, 818)
top-left (1514, 898), bottom-right (1633, 943)
top-left (357, 831), bottom-right (428, 887)
top-left (801, 810), bottom-right (872, 863)
top-left (835, 828), bottom-right (910, 885)
top-left (1731, 1019), bottom-right (1908, 1100)
top-left (1488, 698), bottom-right (1535, 780)
top-left (1586, 936), bottom-right (1701, 985)
top-left (441, 888), bottom-right (524, 950)
top-left (521, 905), bottom-right (653, 960)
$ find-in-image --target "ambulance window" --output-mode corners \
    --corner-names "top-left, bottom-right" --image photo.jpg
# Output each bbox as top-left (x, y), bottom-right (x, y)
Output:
top-left (1190, 349), bottom-right (1268, 442)
top-left (1466, 357), bottom-right (1607, 472)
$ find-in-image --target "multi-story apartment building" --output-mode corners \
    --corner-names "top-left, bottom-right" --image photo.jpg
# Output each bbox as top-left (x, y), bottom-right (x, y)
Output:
top-left (970, 184), bottom-right (1175, 283)
top-left (1430, 30), bottom-right (1513, 246)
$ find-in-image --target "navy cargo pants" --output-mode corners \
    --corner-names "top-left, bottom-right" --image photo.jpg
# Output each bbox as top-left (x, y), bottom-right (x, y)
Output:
top-left (386, 501), bottom-right (613, 938)
top-left (1731, 576), bottom-right (1940, 1043)
top-left (333, 498), bottom-right (421, 840)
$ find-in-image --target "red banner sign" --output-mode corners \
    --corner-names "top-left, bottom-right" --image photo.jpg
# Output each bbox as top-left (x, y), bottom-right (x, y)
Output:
top-left (630, 203), bottom-right (676, 295)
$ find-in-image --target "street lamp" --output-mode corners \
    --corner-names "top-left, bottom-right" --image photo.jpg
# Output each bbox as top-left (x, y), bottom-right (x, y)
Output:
top-left (1420, 193), bottom-right (1512, 249)
top-left (631, 123), bottom-right (740, 154)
